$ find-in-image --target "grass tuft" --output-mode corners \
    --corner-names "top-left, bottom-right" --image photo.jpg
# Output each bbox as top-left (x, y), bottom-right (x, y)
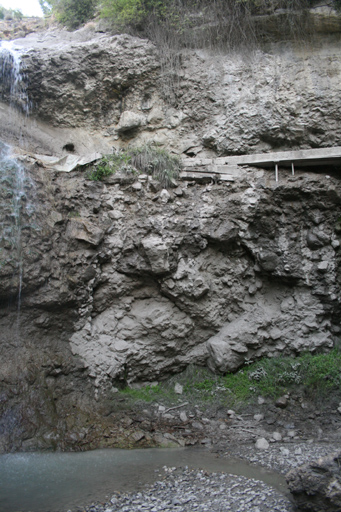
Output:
top-left (86, 145), bottom-right (181, 188)
top-left (129, 145), bottom-right (181, 189)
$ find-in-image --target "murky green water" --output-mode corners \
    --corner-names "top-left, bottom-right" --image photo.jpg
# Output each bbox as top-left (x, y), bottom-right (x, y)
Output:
top-left (0, 447), bottom-right (289, 512)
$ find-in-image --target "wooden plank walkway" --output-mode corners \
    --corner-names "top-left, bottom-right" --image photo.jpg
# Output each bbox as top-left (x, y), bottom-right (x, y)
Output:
top-left (181, 146), bottom-right (341, 182)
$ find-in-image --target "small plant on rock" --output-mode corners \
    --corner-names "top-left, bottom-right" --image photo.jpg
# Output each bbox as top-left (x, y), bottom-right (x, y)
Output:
top-left (129, 144), bottom-right (181, 188)
top-left (86, 152), bottom-right (133, 181)
top-left (87, 145), bottom-right (181, 187)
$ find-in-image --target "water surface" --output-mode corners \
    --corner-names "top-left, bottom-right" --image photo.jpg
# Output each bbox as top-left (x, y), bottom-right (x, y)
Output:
top-left (0, 448), bottom-right (288, 512)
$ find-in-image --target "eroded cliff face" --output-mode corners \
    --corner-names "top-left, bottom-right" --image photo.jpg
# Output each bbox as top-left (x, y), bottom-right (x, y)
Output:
top-left (1, 22), bottom-right (341, 157)
top-left (0, 157), bottom-right (340, 450)
top-left (0, 22), bottom-right (340, 451)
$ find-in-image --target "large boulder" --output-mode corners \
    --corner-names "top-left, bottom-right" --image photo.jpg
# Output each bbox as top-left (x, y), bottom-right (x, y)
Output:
top-left (286, 451), bottom-right (341, 512)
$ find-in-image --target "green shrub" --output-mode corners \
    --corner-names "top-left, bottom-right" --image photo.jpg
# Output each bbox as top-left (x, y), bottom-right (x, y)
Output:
top-left (41, 0), bottom-right (97, 28)
top-left (87, 146), bottom-right (181, 187)
top-left (0, 5), bottom-right (23, 20)
top-left (86, 152), bottom-right (132, 181)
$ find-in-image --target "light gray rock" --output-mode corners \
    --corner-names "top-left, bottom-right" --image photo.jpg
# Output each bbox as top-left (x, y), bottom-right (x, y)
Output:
top-left (179, 411), bottom-right (188, 422)
top-left (273, 432), bottom-right (283, 442)
top-left (174, 383), bottom-right (183, 395)
top-left (117, 111), bottom-right (143, 133)
top-left (255, 438), bottom-right (269, 450)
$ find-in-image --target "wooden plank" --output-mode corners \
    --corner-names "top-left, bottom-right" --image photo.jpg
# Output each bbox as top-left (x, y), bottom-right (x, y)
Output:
top-left (182, 147), bottom-right (341, 170)
top-left (216, 147), bottom-right (341, 168)
top-left (180, 171), bottom-right (234, 181)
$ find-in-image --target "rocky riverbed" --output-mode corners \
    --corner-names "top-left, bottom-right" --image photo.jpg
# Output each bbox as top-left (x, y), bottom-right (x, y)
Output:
top-left (70, 391), bottom-right (341, 512)
top-left (84, 468), bottom-right (294, 512)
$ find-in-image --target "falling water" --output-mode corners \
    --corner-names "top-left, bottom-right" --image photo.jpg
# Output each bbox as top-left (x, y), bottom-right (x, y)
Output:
top-left (0, 40), bottom-right (30, 114)
top-left (0, 41), bottom-right (32, 311)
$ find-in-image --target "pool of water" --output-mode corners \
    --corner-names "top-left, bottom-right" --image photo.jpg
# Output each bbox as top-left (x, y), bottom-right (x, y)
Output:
top-left (0, 447), bottom-right (289, 512)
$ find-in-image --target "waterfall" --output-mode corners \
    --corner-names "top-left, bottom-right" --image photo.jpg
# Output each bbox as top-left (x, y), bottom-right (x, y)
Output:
top-left (0, 40), bottom-right (30, 114)
top-left (0, 41), bottom-right (32, 310)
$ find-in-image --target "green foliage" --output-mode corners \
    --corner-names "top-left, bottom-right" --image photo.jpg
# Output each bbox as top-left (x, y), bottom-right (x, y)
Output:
top-left (0, 5), bottom-right (23, 20)
top-left (99, 0), bottom-right (322, 45)
top-left (121, 384), bottom-right (170, 402)
top-left (86, 152), bottom-right (132, 181)
top-left (117, 351), bottom-right (341, 409)
top-left (87, 145), bottom-right (181, 187)
top-left (41, 0), bottom-right (97, 28)
top-left (39, 0), bottom-right (53, 15)
top-left (224, 350), bottom-right (341, 401)
top-left (129, 145), bottom-right (181, 188)
top-left (100, 0), bottom-right (144, 26)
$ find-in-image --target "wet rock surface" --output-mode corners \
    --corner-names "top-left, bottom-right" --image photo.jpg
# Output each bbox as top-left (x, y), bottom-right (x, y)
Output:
top-left (287, 451), bottom-right (341, 512)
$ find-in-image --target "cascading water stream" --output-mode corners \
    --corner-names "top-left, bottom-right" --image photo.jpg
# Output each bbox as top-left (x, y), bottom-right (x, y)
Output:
top-left (0, 40), bottom-right (31, 114)
top-left (0, 41), bottom-right (32, 315)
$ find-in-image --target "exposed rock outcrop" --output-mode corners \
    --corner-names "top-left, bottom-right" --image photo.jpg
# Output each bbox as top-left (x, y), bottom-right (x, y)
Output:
top-left (287, 451), bottom-right (341, 512)
top-left (0, 21), bottom-right (340, 452)
top-left (1, 161), bottom-right (340, 389)
top-left (1, 23), bottom-right (341, 157)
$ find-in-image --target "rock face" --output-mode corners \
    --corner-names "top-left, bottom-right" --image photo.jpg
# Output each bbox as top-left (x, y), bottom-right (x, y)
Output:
top-left (0, 157), bottom-right (340, 451)
top-left (1, 22), bottom-right (341, 157)
top-left (0, 21), bottom-right (340, 451)
top-left (286, 451), bottom-right (341, 512)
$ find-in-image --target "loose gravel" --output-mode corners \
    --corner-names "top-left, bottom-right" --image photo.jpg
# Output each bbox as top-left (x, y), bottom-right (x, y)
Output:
top-left (83, 467), bottom-right (294, 512)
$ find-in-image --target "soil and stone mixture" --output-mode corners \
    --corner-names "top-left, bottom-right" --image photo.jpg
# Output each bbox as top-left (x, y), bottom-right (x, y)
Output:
top-left (75, 388), bottom-right (341, 512)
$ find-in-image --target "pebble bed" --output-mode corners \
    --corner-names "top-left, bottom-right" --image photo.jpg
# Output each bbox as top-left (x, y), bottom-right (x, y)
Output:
top-left (227, 441), bottom-right (341, 473)
top-left (83, 467), bottom-right (294, 512)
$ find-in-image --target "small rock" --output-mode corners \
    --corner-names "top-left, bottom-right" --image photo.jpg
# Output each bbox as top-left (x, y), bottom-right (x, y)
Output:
top-left (192, 421), bottom-right (204, 430)
top-left (255, 438), bottom-right (269, 450)
top-left (131, 430), bottom-right (145, 442)
top-left (254, 413), bottom-right (264, 422)
top-left (227, 409), bottom-right (236, 417)
top-left (132, 182), bottom-right (142, 191)
top-left (160, 189), bottom-right (171, 204)
top-left (108, 210), bottom-right (123, 220)
top-left (280, 447), bottom-right (290, 457)
top-left (201, 438), bottom-right (212, 445)
top-left (174, 383), bottom-right (183, 395)
top-left (272, 432), bottom-right (282, 441)
top-left (317, 261), bottom-right (329, 272)
top-left (258, 396), bottom-right (266, 405)
top-left (295, 447), bottom-right (302, 455)
top-left (275, 396), bottom-right (288, 409)
top-left (180, 411), bottom-right (188, 423)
